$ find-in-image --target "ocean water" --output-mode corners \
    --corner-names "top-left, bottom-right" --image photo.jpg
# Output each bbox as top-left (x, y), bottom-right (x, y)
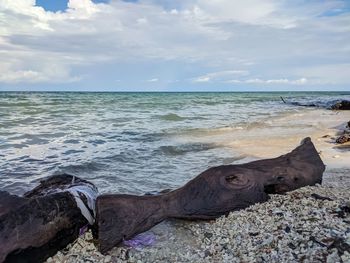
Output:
top-left (0, 91), bottom-right (349, 195)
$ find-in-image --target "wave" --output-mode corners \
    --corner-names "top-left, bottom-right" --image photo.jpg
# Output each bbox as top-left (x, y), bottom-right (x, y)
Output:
top-left (158, 113), bottom-right (187, 121)
top-left (156, 143), bottom-right (216, 156)
top-left (57, 161), bottom-right (104, 174)
top-left (177, 126), bottom-right (244, 137)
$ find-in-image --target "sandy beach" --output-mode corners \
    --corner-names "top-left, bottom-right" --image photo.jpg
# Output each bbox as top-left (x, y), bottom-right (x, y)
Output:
top-left (46, 108), bottom-right (350, 263)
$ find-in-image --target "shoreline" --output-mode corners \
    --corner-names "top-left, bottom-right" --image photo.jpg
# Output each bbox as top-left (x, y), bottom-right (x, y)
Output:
top-left (46, 108), bottom-right (350, 262)
top-left (176, 108), bottom-right (350, 169)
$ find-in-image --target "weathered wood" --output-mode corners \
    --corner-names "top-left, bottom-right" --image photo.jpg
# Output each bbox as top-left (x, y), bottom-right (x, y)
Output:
top-left (96, 137), bottom-right (325, 253)
top-left (0, 174), bottom-right (97, 263)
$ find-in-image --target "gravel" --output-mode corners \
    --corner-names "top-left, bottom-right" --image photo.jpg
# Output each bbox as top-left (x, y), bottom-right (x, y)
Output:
top-left (47, 185), bottom-right (350, 263)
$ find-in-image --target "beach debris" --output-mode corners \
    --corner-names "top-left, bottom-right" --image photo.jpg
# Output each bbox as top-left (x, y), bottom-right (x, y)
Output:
top-left (328, 237), bottom-right (350, 255)
top-left (310, 193), bottom-right (333, 201)
top-left (335, 134), bottom-right (350, 144)
top-left (331, 100), bottom-right (350, 110)
top-left (0, 174), bottom-right (98, 263)
top-left (332, 204), bottom-right (350, 218)
top-left (123, 233), bottom-right (156, 249)
top-left (96, 137), bottom-right (325, 253)
top-left (334, 121), bottom-right (350, 145)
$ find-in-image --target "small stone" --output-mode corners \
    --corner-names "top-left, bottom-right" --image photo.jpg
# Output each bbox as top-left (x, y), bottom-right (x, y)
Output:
top-left (336, 134), bottom-right (350, 144)
top-left (288, 243), bottom-right (297, 250)
top-left (284, 226), bottom-right (291, 233)
top-left (326, 249), bottom-right (340, 263)
top-left (204, 250), bottom-right (212, 257)
top-left (204, 232), bottom-right (213, 239)
top-left (104, 255), bottom-right (112, 262)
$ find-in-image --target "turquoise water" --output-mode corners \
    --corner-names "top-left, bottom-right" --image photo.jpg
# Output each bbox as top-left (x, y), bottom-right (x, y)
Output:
top-left (0, 92), bottom-right (349, 195)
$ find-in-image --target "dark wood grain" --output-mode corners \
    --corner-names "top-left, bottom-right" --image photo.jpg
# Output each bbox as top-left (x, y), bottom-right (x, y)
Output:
top-left (96, 137), bottom-right (325, 253)
top-left (0, 174), bottom-right (97, 263)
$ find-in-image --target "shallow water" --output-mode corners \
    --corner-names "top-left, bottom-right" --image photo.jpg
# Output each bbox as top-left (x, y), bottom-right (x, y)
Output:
top-left (0, 91), bottom-right (349, 195)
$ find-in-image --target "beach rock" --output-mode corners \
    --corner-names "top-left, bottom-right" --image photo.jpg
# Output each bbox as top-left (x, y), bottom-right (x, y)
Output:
top-left (0, 174), bottom-right (98, 263)
top-left (331, 100), bottom-right (350, 110)
top-left (96, 137), bottom-right (325, 253)
top-left (335, 134), bottom-right (350, 144)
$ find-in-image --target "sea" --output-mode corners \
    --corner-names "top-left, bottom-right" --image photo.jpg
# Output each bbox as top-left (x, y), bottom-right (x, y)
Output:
top-left (1, 91), bottom-right (349, 195)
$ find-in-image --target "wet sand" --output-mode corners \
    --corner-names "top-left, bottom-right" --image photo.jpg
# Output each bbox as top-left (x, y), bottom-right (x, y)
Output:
top-left (175, 108), bottom-right (350, 184)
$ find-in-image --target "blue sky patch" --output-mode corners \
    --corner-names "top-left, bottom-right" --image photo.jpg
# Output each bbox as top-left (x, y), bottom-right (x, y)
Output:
top-left (36, 0), bottom-right (110, 12)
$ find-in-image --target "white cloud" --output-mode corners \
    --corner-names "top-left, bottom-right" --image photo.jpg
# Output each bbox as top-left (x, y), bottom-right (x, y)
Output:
top-left (0, 58), bottom-right (81, 83)
top-left (147, 78), bottom-right (159, 82)
top-left (0, 0), bottom-right (349, 88)
top-left (227, 78), bottom-right (308, 85)
top-left (0, 70), bottom-right (80, 83)
top-left (193, 76), bottom-right (210, 82)
top-left (294, 63), bottom-right (350, 85)
top-left (193, 70), bottom-right (249, 82)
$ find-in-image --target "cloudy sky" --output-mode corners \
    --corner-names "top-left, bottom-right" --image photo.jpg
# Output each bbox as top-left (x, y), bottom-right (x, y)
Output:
top-left (0, 0), bottom-right (349, 91)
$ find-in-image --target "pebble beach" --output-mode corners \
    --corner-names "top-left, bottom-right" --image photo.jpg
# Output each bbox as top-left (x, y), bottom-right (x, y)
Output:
top-left (47, 185), bottom-right (350, 263)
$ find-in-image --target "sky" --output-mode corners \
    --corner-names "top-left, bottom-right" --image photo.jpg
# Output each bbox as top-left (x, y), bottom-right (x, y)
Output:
top-left (0, 0), bottom-right (349, 91)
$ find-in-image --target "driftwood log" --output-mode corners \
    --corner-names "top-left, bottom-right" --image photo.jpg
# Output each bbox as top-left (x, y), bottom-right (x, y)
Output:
top-left (96, 137), bottom-right (325, 253)
top-left (0, 174), bottom-right (98, 263)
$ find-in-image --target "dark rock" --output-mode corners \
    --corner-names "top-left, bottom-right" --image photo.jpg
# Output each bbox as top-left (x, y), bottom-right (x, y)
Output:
top-left (288, 243), bottom-right (297, 250)
top-left (204, 250), bottom-right (212, 257)
top-left (311, 193), bottom-right (333, 201)
top-left (328, 237), bottom-right (350, 255)
top-left (204, 232), bottom-right (213, 239)
top-left (335, 134), bottom-right (350, 144)
top-left (310, 236), bottom-right (327, 247)
top-left (284, 226), bottom-right (291, 233)
top-left (333, 204), bottom-right (350, 218)
top-left (331, 100), bottom-right (350, 110)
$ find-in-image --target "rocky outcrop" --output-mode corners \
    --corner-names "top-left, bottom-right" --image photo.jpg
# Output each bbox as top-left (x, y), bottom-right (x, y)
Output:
top-left (336, 134), bottom-right (350, 144)
top-left (331, 100), bottom-right (350, 110)
top-left (335, 121), bottom-right (350, 144)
